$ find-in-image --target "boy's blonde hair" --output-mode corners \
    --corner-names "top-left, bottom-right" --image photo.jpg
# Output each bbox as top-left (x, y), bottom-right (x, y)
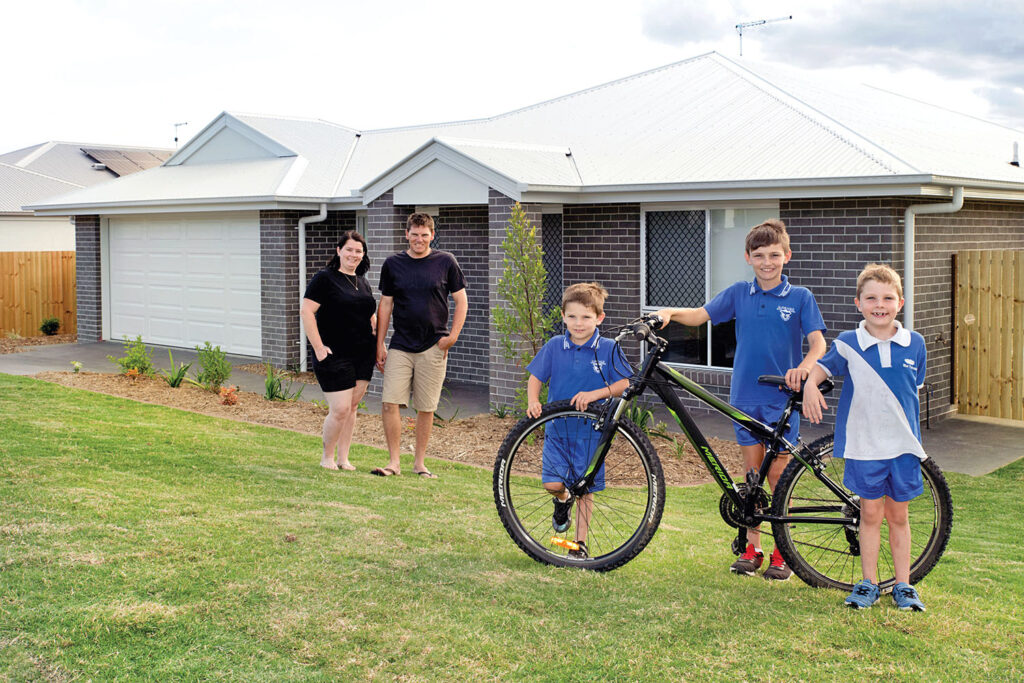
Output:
top-left (745, 219), bottom-right (790, 254)
top-left (562, 282), bottom-right (608, 316)
top-left (856, 263), bottom-right (903, 298)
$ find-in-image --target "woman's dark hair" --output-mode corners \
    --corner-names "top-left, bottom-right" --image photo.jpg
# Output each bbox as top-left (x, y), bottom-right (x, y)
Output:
top-left (326, 230), bottom-right (370, 276)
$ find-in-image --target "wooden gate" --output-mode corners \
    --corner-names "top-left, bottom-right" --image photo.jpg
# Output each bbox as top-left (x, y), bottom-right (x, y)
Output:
top-left (954, 250), bottom-right (1024, 421)
top-left (0, 251), bottom-right (77, 337)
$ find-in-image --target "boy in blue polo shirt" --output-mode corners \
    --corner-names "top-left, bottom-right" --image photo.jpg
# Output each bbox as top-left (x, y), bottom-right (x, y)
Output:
top-left (655, 219), bottom-right (826, 580)
top-left (803, 264), bottom-right (928, 611)
top-left (527, 282), bottom-right (632, 560)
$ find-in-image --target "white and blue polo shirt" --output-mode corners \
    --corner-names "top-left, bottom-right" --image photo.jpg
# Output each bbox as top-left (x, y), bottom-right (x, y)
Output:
top-left (817, 321), bottom-right (928, 462)
top-left (527, 329), bottom-right (631, 401)
top-left (704, 275), bottom-right (826, 405)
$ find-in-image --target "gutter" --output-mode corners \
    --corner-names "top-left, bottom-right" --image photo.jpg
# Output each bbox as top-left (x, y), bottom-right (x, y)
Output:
top-left (903, 186), bottom-right (963, 330)
top-left (298, 204), bottom-right (328, 371)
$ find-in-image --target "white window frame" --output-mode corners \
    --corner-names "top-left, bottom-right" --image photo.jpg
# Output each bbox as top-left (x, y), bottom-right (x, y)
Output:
top-left (640, 201), bottom-right (779, 371)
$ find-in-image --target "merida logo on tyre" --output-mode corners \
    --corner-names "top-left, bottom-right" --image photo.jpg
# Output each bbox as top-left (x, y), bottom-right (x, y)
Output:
top-left (497, 461), bottom-right (507, 507)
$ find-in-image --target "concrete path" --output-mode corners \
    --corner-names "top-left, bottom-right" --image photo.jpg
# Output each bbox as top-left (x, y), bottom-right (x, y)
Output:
top-left (4, 340), bottom-right (1022, 476)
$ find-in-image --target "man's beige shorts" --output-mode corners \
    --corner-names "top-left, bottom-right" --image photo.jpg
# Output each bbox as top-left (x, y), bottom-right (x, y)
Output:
top-left (380, 344), bottom-right (448, 413)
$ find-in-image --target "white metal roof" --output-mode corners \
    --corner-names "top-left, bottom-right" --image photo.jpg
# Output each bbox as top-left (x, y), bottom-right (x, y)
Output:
top-left (0, 141), bottom-right (172, 187)
top-left (0, 162), bottom-right (83, 214)
top-left (28, 52), bottom-right (1024, 214)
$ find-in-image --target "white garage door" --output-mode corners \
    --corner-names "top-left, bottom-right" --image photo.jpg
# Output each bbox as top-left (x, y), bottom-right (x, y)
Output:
top-left (108, 214), bottom-right (261, 356)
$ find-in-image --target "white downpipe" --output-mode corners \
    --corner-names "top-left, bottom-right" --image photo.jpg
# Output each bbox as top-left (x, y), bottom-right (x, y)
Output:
top-left (903, 186), bottom-right (963, 330)
top-left (298, 204), bottom-right (328, 371)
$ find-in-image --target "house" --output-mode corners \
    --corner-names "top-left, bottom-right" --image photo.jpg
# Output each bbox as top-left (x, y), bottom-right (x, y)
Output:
top-left (28, 52), bottom-right (1024, 421)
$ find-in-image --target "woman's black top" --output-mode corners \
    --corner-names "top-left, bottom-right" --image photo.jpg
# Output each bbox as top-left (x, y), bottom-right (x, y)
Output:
top-left (303, 269), bottom-right (376, 363)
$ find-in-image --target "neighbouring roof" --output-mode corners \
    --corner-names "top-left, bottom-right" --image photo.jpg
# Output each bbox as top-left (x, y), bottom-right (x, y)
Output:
top-left (0, 163), bottom-right (83, 214)
top-left (28, 52), bottom-right (1024, 214)
top-left (0, 141), bottom-right (172, 187)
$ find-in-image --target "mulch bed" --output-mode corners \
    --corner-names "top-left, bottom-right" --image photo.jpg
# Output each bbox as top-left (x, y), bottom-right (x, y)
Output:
top-left (1, 333), bottom-right (78, 354)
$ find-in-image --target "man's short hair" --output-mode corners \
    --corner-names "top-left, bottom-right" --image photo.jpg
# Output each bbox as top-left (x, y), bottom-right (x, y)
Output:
top-left (745, 219), bottom-right (790, 254)
top-left (562, 282), bottom-right (608, 316)
top-left (856, 263), bottom-right (903, 299)
top-left (407, 213), bottom-right (435, 232)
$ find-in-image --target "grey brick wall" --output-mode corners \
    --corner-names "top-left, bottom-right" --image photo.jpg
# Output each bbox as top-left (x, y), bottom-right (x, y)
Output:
top-left (74, 215), bottom-right (102, 342)
top-left (260, 210), bottom-right (302, 368)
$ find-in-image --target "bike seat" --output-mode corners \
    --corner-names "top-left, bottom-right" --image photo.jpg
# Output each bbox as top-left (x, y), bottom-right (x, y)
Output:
top-left (757, 375), bottom-right (834, 396)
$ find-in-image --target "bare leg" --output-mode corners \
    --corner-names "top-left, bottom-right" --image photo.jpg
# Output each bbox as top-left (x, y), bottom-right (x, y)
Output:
top-left (412, 410), bottom-right (434, 473)
top-left (335, 380), bottom-right (368, 471)
top-left (321, 387), bottom-right (354, 470)
top-left (740, 443), bottom-right (766, 548)
top-left (576, 493), bottom-right (594, 543)
top-left (381, 402), bottom-right (403, 473)
top-left (885, 498), bottom-right (912, 584)
top-left (859, 497), bottom-right (885, 584)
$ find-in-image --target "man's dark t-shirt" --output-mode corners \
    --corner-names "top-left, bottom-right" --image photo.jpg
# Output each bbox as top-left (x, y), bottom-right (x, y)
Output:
top-left (303, 269), bottom-right (376, 364)
top-left (379, 250), bottom-right (466, 353)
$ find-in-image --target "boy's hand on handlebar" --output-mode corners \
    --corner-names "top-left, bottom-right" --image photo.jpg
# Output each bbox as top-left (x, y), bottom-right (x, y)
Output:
top-left (651, 310), bottom-right (672, 329)
top-left (785, 366), bottom-right (809, 392)
top-left (527, 401), bottom-right (543, 419)
top-left (802, 384), bottom-right (828, 424)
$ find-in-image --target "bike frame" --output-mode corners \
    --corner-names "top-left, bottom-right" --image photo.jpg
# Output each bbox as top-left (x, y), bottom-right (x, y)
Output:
top-left (571, 333), bottom-right (859, 528)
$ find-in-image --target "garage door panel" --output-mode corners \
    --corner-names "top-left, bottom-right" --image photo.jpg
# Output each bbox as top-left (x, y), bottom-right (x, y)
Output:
top-left (108, 215), bottom-right (261, 356)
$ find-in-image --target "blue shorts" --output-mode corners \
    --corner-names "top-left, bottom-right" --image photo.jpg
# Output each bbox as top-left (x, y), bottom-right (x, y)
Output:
top-left (843, 454), bottom-right (924, 502)
top-left (541, 429), bottom-right (606, 493)
top-left (732, 402), bottom-right (799, 447)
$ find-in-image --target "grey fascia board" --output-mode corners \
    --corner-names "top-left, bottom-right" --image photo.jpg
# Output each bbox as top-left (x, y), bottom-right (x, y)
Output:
top-left (27, 194), bottom-right (347, 216)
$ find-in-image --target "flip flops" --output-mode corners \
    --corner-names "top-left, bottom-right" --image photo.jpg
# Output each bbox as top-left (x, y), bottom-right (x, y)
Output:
top-left (412, 470), bottom-right (439, 479)
top-left (370, 467), bottom-right (399, 477)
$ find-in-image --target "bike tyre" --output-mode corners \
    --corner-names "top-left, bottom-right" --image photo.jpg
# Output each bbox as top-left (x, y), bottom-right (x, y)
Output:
top-left (772, 435), bottom-right (953, 591)
top-left (493, 401), bottom-right (665, 572)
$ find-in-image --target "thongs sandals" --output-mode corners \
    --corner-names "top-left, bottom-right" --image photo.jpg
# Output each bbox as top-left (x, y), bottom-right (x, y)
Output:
top-left (412, 470), bottom-right (439, 479)
top-left (370, 467), bottom-right (399, 477)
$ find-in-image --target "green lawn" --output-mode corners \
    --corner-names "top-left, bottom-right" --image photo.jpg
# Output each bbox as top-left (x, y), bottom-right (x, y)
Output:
top-left (1, 373), bottom-right (1021, 681)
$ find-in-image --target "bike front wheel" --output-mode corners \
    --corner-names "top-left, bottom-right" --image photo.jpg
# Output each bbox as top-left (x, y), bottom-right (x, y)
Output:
top-left (772, 436), bottom-right (953, 591)
top-left (493, 401), bottom-right (665, 571)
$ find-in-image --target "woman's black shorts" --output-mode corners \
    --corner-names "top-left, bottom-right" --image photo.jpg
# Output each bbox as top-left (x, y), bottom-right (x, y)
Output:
top-left (312, 349), bottom-right (375, 393)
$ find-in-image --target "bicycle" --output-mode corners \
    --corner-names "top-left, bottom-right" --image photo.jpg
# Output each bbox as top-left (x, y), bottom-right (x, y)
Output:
top-left (493, 314), bottom-right (953, 591)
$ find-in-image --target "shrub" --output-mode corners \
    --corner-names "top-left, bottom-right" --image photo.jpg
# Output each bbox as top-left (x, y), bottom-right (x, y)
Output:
top-left (219, 385), bottom-right (238, 405)
top-left (160, 350), bottom-right (192, 388)
top-left (195, 342), bottom-right (232, 392)
top-left (70, 361), bottom-right (82, 373)
top-left (107, 336), bottom-right (155, 376)
top-left (263, 363), bottom-right (304, 401)
top-left (39, 317), bottom-right (61, 336)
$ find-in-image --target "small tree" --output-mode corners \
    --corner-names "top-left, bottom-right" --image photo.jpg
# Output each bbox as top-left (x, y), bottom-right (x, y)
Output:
top-left (491, 203), bottom-right (562, 414)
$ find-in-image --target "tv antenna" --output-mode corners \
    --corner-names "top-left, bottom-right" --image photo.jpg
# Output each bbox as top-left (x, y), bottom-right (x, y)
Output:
top-left (735, 15), bottom-right (792, 56)
top-left (173, 122), bottom-right (189, 148)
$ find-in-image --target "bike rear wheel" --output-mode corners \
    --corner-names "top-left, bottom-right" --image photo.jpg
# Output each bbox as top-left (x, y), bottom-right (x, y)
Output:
top-left (772, 436), bottom-right (953, 591)
top-left (493, 401), bottom-right (665, 571)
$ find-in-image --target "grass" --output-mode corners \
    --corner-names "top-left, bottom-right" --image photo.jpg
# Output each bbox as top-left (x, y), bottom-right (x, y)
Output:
top-left (1, 373), bottom-right (1022, 681)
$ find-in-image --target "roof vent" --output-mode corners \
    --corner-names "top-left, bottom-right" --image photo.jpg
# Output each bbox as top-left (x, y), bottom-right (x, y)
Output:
top-left (91, 163), bottom-right (107, 170)
top-left (1012, 142), bottom-right (1020, 167)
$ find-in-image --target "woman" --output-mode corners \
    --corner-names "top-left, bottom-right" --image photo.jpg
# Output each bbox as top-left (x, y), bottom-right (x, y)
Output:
top-left (301, 230), bottom-right (376, 471)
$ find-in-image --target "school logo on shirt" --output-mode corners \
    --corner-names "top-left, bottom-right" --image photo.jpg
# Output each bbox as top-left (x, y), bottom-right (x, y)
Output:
top-left (591, 360), bottom-right (606, 373)
top-left (777, 305), bottom-right (795, 322)
top-left (903, 358), bottom-right (916, 371)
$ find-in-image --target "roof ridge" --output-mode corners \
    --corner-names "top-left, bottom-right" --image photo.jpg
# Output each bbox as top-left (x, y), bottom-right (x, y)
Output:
top-left (362, 53), bottom-right (719, 134)
top-left (437, 136), bottom-right (570, 153)
top-left (0, 161), bottom-right (85, 187)
top-left (229, 111), bottom-right (361, 135)
top-left (863, 84), bottom-right (1024, 134)
top-left (712, 54), bottom-right (919, 175)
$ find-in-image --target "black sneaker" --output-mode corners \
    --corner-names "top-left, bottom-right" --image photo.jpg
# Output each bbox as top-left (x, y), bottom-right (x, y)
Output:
top-left (568, 541), bottom-right (589, 559)
top-left (552, 493), bottom-right (574, 533)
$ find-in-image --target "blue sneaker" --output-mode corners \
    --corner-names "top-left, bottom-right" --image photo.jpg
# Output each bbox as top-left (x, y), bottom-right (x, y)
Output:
top-left (552, 493), bottom-right (574, 533)
top-left (892, 582), bottom-right (926, 612)
top-left (844, 580), bottom-right (880, 609)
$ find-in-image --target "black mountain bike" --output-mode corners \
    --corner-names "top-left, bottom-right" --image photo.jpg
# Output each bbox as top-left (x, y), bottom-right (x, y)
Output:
top-left (493, 315), bottom-right (953, 591)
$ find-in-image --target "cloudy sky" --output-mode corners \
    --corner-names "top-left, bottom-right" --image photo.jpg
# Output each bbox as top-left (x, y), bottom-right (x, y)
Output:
top-left (2, 0), bottom-right (1021, 153)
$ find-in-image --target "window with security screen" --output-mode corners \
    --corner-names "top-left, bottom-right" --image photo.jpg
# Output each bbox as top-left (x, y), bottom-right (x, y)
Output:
top-left (541, 213), bottom-right (563, 320)
top-left (642, 207), bottom-right (778, 369)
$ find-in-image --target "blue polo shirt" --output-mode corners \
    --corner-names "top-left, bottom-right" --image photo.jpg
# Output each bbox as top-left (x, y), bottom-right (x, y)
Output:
top-left (527, 329), bottom-right (631, 401)
top-left (818, 321), bottom-right (927, 462)
top-left (704, 275), bottom-right (825, 405)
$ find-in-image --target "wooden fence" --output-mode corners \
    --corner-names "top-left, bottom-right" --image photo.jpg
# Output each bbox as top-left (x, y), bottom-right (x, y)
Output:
top-left (0, 251), bottom-right (77, 337)
top-left (954, 249), bottom-right (1024, 421)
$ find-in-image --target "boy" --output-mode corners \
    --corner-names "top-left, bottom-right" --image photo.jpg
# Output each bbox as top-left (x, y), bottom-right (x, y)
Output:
top-left (654, 219), bottom-right (826, 580)
top-left (526, 282), bottom-right (632, 559)
top-left (803, 264), bottom-right (928, 611)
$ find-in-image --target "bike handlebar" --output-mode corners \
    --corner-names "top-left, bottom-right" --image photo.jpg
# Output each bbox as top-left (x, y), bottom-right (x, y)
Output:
top-left (615, 314), bottom-right (664, 343)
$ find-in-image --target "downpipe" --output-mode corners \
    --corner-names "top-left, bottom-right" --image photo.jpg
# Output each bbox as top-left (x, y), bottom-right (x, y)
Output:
top-left (903, 187), bottom-right (963, 329)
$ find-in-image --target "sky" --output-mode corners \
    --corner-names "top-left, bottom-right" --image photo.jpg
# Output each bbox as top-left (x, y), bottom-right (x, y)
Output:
top-left (2, 0), bottom-right (1022, 154)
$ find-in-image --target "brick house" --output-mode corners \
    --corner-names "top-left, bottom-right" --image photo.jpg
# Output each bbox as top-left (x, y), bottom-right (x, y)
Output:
top-left (30, 53), bottom-right (1024, 422)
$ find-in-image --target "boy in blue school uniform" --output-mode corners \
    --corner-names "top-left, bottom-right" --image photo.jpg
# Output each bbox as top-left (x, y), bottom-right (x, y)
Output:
top-left (526, 282), bottom-right (632, 560)
top-left (803, 263), bottom-right (928, 611)
top-left (655, 219), bottom-right (826, 580)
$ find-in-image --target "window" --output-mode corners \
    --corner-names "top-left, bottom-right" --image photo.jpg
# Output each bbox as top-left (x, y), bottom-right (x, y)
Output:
top-left (641, 206), bottom-right (779, 369)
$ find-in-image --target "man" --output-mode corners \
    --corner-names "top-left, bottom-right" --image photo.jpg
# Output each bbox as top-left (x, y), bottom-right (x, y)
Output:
top-left (372, 212), bottom-right (468, 479)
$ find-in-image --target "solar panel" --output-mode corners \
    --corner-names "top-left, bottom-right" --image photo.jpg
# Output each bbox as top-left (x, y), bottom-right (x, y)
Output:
top-left (81, 148), bottom-right (171, 177)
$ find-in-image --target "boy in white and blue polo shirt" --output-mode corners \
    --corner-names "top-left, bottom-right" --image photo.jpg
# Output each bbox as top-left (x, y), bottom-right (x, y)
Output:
top-left (527, 282), bottom-right (631, 560)
top-left (656, 219), bottom-right (826, 580)
top-left (804, 263), bottom-right (928, 612)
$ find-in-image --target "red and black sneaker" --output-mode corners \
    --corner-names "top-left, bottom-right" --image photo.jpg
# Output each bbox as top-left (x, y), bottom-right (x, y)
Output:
top-left (763, 548), bottom-right (792, 581)
top-left (729, 543), bottom-right (764, 576)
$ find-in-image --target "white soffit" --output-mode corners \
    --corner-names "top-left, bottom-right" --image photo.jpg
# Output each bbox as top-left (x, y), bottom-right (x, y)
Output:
top-left (393, 159), bottom-right (489, 205)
